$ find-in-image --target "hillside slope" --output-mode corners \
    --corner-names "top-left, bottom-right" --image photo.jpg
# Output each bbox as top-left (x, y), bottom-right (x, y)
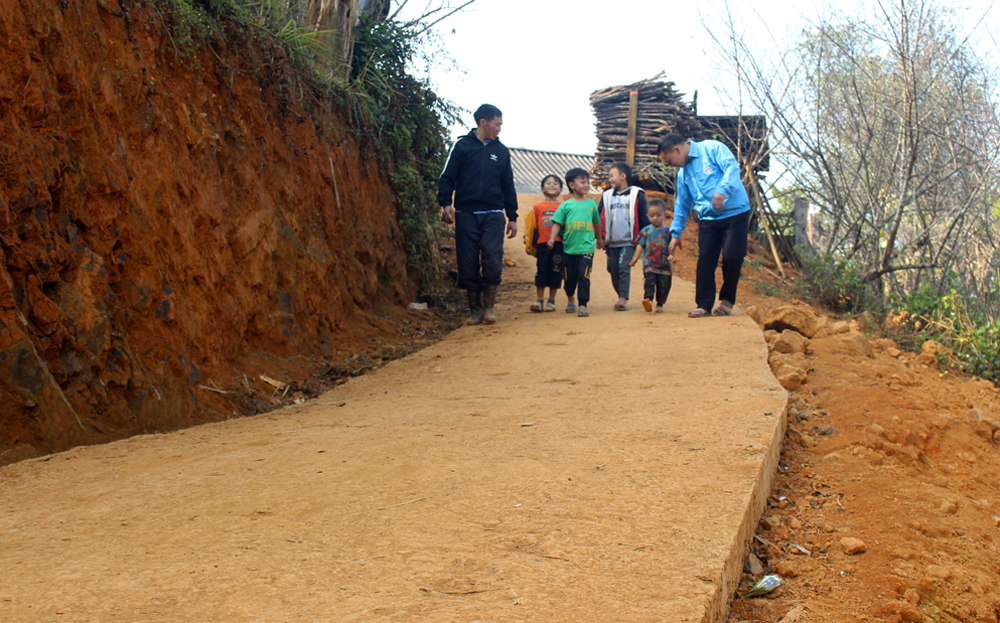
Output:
top-left (0, 0), bottom-right (415, 462)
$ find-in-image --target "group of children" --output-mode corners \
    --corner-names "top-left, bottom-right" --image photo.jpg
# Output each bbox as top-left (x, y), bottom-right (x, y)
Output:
top-left (525, 163), bottom-right (673, 317)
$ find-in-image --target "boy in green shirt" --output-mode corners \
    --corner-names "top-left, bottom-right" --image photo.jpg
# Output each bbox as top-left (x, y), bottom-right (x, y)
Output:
top-left (548, 168), bottom-right (605, 317)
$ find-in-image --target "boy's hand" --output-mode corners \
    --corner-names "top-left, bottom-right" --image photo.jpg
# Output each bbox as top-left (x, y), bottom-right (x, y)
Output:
top-left (629, 257), bottom-right (638, 267)
top-left (547, 239), bottom-right (555, 249)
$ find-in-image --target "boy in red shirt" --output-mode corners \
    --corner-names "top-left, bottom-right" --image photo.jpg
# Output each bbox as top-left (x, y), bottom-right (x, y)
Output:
top-left (529, 174), bottom-right (565, 312)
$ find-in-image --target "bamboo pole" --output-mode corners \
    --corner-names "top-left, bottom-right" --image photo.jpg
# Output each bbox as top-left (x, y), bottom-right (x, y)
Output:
top-left (626, 89), bottom-right (638, 166)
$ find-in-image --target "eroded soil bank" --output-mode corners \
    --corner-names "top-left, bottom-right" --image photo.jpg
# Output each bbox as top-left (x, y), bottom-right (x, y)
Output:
top-left (0, 0), bottom-right (424, 462)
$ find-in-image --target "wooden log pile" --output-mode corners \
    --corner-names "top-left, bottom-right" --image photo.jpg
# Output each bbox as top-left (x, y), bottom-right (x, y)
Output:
top-left (589, 74), bottom-right (703, 188)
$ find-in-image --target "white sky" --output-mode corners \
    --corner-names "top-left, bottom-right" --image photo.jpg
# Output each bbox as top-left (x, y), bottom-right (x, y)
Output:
top-left (398, 0), bottom-right (1000, 155)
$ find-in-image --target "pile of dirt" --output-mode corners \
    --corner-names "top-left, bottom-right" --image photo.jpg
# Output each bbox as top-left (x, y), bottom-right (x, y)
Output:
top-left (665, 238), bottom-right (1000, 622)
top-left (0, 0), bottom-right (452, 464)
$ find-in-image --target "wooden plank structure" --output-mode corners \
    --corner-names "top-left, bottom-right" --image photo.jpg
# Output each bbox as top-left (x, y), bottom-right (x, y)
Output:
top-left (591, 74), bottom-right (797, 270)
top-left (589, 73), bottom-right (703, 189)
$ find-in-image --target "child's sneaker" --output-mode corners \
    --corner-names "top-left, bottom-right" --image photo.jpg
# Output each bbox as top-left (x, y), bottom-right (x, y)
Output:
top-left (642, 299), bottom-right (653, 312)
top-left (530, 299), bottom-right (543, 312)
top-left (544, 299), bottom-right (556, 312)
top-left (655, 305), bottom-right (664, 313)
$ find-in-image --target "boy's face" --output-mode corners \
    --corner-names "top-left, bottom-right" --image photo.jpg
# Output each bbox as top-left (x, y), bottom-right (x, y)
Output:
top-left (608, 167), bottom-right (628, 190)
top-left (647, 206), bottom-right (665, 228)
top-left (478, 115), bottom-right (503, 141)
top-left (542, 177), bottom-right (562, 197)
top-left (568, 175), bottom-right (591, 196)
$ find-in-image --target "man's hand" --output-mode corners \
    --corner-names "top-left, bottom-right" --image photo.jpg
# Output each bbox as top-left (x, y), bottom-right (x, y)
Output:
top-left (441, 205), bottom-right (455, 224)
top-left (506, 220), bottom-right (518, 239)
top-left (668, 237), bottom-right (682, 261)
top-left (712, 193), bottom-right (726, 211)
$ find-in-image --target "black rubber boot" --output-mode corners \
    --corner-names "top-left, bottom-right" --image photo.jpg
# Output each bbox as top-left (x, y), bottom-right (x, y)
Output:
top-left (466, 290), bottom-right (483, 326)
top-left (482, 285), bottom-right (497, 324)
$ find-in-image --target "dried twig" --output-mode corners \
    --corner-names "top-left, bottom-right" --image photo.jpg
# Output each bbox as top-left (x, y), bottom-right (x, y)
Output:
top-left (378, 496), bottom-right (431, 511)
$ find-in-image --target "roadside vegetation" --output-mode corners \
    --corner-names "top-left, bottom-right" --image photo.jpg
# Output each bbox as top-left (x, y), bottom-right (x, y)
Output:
top-left (714, 0), bottom-right (1000, 382)
top-left (134, 0), bottom-right (468, 288)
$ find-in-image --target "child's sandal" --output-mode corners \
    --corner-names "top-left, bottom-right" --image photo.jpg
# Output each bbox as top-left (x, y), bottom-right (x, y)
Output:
top-left (530, 300), bottom-right (544, 312)
top-left (544, 299), bottom-right (556, 312)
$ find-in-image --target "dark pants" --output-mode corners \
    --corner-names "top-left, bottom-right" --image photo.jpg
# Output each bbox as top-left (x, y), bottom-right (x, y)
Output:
top-left (455, 211), bottom-right (506, 291)
top-left (563, 253), bottom-right (593, 306)
top-left (606, 246), bottom-right (635, 300)
top-left (643, 272), bottom-right (673, 306)
top-left (535, 241), bottom-right (563, 288)
top-left (696, 211), bottom-right (749, 310)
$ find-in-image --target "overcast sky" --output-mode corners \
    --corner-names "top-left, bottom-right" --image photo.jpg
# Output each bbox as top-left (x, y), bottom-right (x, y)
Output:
top-left (397, 0), bottom-right (999, 155)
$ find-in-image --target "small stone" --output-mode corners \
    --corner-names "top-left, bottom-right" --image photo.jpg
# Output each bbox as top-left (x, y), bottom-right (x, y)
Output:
top-left (841, 537), bottom-right (866, 555)
top-left (763, 305), bottom-right (823, 337)
top-left (903, 588), bottom-right (920, 606)
top-left (820, 452), bottom-right (841, 463)
top-left (745, 552), bottom-right (765, 576)
top-left (772, 330), bottom-right (810, 355)
top-left (938, 500), bottom-right (957, 515)
top-left (830, 320), bottom-right (851, 334)
top-left (762, 516), bottom-right (784, 531)
top-left (774, 560), bottom-right (800, 577)
top-left (799, 433), bottom-right (818, 448)
top-left (896, 603), bottom-right (923, 623)
top-left (787, 517), bottom-right (803, 530)
top-left (886, 347), bottom-right (902, 357)
top-left (870, 423), bottom-right (886, 438)
top-left (925, 565), bottom-right (951, 581)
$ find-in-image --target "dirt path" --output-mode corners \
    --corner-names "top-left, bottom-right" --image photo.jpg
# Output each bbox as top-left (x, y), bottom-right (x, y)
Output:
top-left (0, 235), bottom-right (787, 623)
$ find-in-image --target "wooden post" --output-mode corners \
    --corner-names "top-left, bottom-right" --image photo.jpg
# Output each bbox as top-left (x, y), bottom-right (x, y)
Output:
top-left (793, 197), bottom-right (813, 255)
top-left (626, 89), bottom-right (638, 166)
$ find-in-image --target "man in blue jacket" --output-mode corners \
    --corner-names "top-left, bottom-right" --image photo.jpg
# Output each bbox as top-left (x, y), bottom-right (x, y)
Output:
top-left (657, 133), bottom-right (751, 318)
top-left (438, 104), bottom-right (518, 325)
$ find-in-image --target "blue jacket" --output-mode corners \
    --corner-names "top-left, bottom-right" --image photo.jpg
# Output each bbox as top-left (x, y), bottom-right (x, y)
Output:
top-left (670, 140), bottom-right (751, 238)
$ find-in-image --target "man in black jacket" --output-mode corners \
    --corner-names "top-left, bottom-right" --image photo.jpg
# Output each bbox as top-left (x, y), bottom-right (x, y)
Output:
top-left (438, 104), bottom-right (519, 325)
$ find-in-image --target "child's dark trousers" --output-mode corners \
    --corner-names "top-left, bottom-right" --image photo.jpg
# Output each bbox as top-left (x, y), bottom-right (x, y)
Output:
top-left (563, 253), bottom-right (593, 306)
top-left (643, 272), bottom-right (673, 306)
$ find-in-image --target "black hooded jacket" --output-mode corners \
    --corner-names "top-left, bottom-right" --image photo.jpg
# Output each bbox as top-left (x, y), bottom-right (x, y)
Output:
top-left (437, 130), bottom-right (518, 222)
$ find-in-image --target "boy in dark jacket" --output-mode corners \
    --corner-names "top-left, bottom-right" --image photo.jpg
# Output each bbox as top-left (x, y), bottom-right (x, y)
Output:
top-left (438, 104), bottom-right (518, 325)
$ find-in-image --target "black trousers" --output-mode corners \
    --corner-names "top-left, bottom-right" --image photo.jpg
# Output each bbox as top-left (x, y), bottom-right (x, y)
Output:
top-left (643, 272), bottom-right (673, 306)
top-left (563, 253), bottom-right (593, 306)
top-left (535, 241), bottom-right (563, 288)
top-left (455, 211), bottom-right (506, 291)
top-left (696, 211), bottom-right (749, 310)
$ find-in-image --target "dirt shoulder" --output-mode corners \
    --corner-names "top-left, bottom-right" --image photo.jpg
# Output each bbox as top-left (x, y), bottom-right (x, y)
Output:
top-left (0, 233), bottom-right (786, 623)
top-left (673, 247), bottom-right (1000, 623)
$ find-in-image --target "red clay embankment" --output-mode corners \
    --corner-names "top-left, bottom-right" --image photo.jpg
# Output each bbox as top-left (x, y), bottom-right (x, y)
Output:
top-left (0, 0), bottom-right (416, 463)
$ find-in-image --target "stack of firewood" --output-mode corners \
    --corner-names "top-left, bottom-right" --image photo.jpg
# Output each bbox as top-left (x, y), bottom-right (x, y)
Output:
top-left (589, 73), bottom-right (703, 188)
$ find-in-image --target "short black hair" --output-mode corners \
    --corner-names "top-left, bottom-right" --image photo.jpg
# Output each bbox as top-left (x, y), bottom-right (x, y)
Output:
top-left (609, 162), bottom-right (632, 179)
top-left (540, 174), bottom-right (563, 190)
top-left (647, 198), bottom-right (667, 214)
top-left (474, 104), bottom-right (502, 124)
top-left (657, 133), bottom-right (686, 155)
top-left (565, 167), bottom-right (590, 187)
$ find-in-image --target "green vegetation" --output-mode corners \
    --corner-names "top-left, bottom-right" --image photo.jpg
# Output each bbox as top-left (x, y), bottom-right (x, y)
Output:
top-left (139, 0), bottom-right (457, 287)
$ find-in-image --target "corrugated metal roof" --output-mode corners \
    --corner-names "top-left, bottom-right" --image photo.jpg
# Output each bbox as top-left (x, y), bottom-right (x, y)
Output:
top-left (510, 147), bottom-right (596, 194)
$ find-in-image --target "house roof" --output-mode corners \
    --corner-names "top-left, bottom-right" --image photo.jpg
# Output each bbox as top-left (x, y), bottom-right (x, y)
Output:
top-left (510, 147), bottom-right (596, 194)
